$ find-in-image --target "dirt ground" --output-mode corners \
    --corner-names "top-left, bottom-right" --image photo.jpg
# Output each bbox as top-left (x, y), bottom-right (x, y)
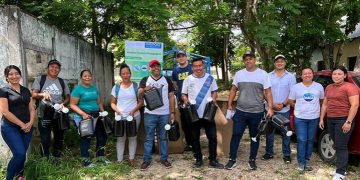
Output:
top-left (122, 130), bottom-right (359, 180)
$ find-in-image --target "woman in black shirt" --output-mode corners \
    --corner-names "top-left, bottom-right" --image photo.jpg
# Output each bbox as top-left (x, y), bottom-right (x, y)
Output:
top-left (0, 65), bottom-right (35, 180)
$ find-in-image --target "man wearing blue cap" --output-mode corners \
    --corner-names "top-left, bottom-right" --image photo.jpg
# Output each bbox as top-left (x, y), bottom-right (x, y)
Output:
top-left (172, 50), bottom-right (193, 151)
top-left (225, 51), bottom-right (273, 170)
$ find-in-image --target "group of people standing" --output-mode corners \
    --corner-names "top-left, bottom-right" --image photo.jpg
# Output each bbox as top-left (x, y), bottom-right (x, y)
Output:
top-left (0, 50), bottom-right (358, 180)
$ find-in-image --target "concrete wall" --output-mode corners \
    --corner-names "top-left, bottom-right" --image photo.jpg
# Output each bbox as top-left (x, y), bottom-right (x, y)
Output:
top-left (0, 5), bottom-right (114, 163)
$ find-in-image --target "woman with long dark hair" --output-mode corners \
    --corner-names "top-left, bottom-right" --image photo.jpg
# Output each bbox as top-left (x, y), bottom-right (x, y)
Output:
top-left (320, 65), bottom-right (359, 180)
top-left (0, 65), bottom-right (35, 180)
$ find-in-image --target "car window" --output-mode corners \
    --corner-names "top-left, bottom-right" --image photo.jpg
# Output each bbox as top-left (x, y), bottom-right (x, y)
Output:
top-left (313, 75), bottom-right (333, 88)
top-left (352, 76), bottom-right (360, 88)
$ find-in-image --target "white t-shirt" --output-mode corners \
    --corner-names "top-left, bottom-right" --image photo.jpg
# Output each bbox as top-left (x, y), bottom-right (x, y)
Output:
top-left (232, 68), bottom-right (271, 113)
top-left (182, 73), bottom-right (218, 118)
top-left (111, 83), bottom-right (140, 117)
top-left (289, 82), bottom-right (324, 119)
top-left (139, 75), bottom-right (174, 115)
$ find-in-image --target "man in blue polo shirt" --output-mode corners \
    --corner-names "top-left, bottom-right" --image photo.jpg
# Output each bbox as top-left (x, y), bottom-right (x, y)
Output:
top-left (172, 50), bottom-right (193, 151)
top-left (262, 54), bottom-right (296, 164)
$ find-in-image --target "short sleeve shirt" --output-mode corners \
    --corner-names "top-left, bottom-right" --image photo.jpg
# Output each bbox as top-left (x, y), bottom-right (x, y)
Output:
top-left (32, 76), bottom-right (70, 104)
top-left (172, 64), bottom-right (193, 98)
top-left (139, 75), bottom-right (174, 115)
top-left (232, 68), bottom-right (271, 113)
top-left (325, 82), bottom-right (359, 118)
top-left (265, 71), bottom-right (296, 113)
top-left (289, 82), bottom-right (324, 119)
top-left (111, 83), bottom-right (140, 117)
top-left (182, 73), bottom-right (218, 118)
top-left (71, 84), bottom-right (100, 116)
top-left (0, 85), bottom-right (31, 124)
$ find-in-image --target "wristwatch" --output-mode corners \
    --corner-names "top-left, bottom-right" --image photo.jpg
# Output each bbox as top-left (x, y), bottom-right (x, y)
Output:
top-left (346, 120), bottom-right (352, 124)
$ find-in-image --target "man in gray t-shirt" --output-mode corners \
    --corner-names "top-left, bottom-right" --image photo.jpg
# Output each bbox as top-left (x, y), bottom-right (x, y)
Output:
top-left (32, 59), bottom-right (70, 158)
top-left (225, 51), bottom-right (273, 171)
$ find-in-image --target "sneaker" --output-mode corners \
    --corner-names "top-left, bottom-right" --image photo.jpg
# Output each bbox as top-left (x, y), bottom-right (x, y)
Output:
top-left (297, 165), bottom-right (305, 174)
top-left (184, 145), bottom-right (193, 152)
top-left (261, 154), bottom-right (274, 160)
top-left (333, 173), bottom-right (345, 180)
top-left (248, 159), bottom-right (257, 170)
top-left (140, 161), bottom-right (151, 171)
top-left (209, 160), bottom-right (224, 169)
top-left (193, 159), bottom-right (203, 168)
top-left (283, 156), bottom-right (291, 164)
top-left (160, 160), bottom-right (172, 169)
top-left (305, 166), bottom-right (313, 171)
top-left (85, 163), bottom-right (95, 168)
top-left (225, 159), bottom-right (237, 170)
top-left (331, 171), bottom-right (348, 176)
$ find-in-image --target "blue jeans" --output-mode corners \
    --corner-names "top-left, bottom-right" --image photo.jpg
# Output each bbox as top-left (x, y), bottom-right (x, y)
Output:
top-left (143, 113), bottom-right (169, 162)
top-left (1, 121), bottom-right (33, 180)
top-left (265, 111), bottom-right (291, 157)
top-left (79, 116), bottom-right (108, 166)
top-left (294, 117), bottom-right (319, 166)
top-left (229, 109), bottom-right (263, 160)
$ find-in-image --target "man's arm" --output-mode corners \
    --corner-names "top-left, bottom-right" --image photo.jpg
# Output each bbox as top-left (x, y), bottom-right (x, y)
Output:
top-left (264, 88), bottom-right (274, 117)
top-left (227, 85), bottom-right (237, 110)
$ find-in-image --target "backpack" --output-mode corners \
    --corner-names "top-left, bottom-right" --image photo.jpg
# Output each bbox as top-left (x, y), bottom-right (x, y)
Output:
top-left (35, 75), bottom-right (66, 108)
top-left (115, 81), bottom-right (138, 101)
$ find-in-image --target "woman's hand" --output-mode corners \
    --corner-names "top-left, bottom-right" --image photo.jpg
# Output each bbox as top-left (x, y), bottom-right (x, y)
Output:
top-left (319, 119), bottom-right (325, 130)
top-left (82, 113), bottom-right (89, 120)
top-left (342, 122), bottom-right (351, 133)
top-left (23, 122), bottom-right (33, 133)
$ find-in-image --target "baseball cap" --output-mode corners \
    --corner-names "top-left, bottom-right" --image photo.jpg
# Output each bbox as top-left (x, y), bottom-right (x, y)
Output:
top-left (176, 50), bottom-right (187, 57)
top-left (274, 54), bottom-right (286, 61)
top-left (242, 51), bottom-right (255, 59)
top-left (149, 59), bottom-right (161, 67)
top-left (48, 59), bottom-right (61, 67)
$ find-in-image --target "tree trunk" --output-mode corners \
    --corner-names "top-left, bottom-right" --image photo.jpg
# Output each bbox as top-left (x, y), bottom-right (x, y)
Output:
top-left (215, 63), bottom-right (220, 79)
top-left (334, 41), bottom-right (344, 67)
top-left (320, 45), bottom-right (330, 70)
top-left (353, 43), bottom-right (360, 72)
top-left (223, 33), bottom-right (230, 83)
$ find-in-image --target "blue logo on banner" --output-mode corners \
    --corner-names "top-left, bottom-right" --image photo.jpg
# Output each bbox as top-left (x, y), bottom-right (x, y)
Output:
top-left (145, 42), bottom-right (162, 49)
top-left (303, 93), bottom-right (314, 102)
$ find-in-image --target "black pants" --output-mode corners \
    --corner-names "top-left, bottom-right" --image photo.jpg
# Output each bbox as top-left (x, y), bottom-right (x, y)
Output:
top-left (38, 118), bottom-right (65, 157)
top-left (179, 107), bottom-right (193, 146)
top-left (191, 118), bottom-right (217, 161)
top-left (327, 117), bottom-right (355, 175)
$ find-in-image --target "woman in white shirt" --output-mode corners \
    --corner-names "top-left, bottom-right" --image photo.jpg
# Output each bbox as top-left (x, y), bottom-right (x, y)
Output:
top-left (110, 64), bottom-right (142, 166)
top-left (288, 68), bottom-right (324, 173)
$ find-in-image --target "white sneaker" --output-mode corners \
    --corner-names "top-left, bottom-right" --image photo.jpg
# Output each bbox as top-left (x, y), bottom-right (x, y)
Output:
top-left (86, 163), bottom-right (95, 168)
top-left (332, 173), bottom-right (345, 180)
top-left (331, 171), bottom-right (347, 176)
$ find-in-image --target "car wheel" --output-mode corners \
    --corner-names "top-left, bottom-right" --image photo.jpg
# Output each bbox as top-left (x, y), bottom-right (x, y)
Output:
top-left (318, 130), bottom-right (336, 163)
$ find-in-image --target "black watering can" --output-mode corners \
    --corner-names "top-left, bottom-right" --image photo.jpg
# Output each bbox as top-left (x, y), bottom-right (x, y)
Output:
top-left (143, 85), bottom-right (164, 111)
top-left (126, 116), bottom-right (137, 137)
top-left (98, 111), bottom-right (113, 135)
top-left (114, 115), bottom-right (125, 137)
top-left (165, 120), bottom-right (180, 141)
top-left (203, 97), bottom-right (217, 122)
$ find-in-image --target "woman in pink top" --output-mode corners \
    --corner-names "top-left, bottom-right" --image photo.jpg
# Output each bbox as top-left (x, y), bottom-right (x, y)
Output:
top-left (319, 65), bottom-right (359, 180)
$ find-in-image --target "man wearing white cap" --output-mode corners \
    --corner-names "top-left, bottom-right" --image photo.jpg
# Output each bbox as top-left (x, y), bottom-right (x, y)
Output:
top-left (262, 54), bottom-right (296, 164)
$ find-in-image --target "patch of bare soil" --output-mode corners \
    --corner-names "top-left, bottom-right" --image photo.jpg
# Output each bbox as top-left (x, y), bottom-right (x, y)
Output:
top-left (122, 130), bottom-right (359, 180)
